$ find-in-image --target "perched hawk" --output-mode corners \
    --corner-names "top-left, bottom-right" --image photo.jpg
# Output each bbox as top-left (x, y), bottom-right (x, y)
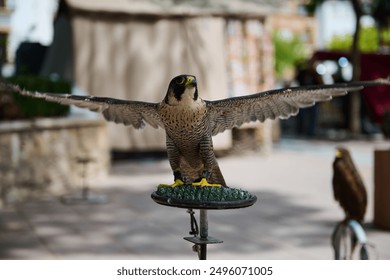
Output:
top-left (332, 147), bottom-right (367, 223)
top-left (2, 75), bottom-right (389, 187)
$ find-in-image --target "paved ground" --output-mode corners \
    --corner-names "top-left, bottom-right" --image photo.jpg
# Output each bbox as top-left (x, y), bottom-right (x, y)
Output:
top-left (1, 138), bottom-right (390, 260)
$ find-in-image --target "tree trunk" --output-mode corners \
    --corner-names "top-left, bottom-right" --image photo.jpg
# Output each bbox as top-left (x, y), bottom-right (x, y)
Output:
top-left (349, 0), bottom-right (363, 135)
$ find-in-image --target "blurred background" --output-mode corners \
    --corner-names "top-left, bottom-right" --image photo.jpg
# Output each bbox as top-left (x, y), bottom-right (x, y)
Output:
top-left (0, 0), bottom-right (390, 260)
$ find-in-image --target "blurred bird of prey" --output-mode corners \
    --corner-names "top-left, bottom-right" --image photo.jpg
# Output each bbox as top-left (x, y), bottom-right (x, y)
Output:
top-left (332, 147), bottom-right (367, 223)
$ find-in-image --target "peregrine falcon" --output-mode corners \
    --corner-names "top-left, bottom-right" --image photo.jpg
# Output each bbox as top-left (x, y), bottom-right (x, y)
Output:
top-left (332, 147), bottom-right (367, 223)
top-left (2, 75), bottom-right (389, 187)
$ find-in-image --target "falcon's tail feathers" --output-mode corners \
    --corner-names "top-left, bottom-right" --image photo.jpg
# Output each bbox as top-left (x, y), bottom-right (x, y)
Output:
top-left (210, 164), bottom-right (226, 187)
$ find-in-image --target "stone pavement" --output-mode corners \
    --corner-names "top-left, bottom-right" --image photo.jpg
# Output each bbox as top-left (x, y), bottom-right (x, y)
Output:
top-left (1, 138), bottom-right (390, 260)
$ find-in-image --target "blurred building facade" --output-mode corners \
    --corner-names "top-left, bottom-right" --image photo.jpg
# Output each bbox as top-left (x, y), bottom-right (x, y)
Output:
top-left (65, 0), bottom-right (286, 151)
top-left (0, 0), bottom-right (319, 150)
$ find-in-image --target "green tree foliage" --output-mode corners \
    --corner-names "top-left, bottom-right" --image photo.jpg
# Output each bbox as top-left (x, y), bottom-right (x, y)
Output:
top-left (272, 31), bottom-right (306, 79)
top-left (327, 26), bottom-right (390, 52)
top-left (4, 76), bottom-right (70, 119)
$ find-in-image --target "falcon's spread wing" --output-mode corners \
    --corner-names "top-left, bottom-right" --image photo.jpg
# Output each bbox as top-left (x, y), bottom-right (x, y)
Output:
top-left (206, 79), bottom-right (390, 136)
top-left (4, 84), bottom-right (164, 129)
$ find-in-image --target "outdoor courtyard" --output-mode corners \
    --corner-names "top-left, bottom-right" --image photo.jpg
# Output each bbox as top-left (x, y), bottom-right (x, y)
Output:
top-left (1, 138), bottom-right (389, 260)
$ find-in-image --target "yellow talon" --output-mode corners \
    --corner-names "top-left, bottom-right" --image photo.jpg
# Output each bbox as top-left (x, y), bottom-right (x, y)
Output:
top-left (192, 178), bottom-right (222, 188)
top-left (159, 179), bottom-right (185, 188)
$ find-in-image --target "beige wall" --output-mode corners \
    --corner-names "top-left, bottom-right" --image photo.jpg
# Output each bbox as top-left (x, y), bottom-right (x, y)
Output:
top-left (71, 13), bottom-right (275, 151)
top-left (71, 15), bottom-right (232, 150)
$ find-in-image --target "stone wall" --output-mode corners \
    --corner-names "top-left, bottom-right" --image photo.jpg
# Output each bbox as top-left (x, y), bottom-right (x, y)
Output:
top-left (0, 117), bottom-right (109, 207)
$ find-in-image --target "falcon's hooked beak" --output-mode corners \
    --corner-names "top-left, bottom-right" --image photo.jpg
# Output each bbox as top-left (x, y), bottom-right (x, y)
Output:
top-left (183, 75), bottom-right (198, 102)
top-left (185, 76), bottom-right (197, 88)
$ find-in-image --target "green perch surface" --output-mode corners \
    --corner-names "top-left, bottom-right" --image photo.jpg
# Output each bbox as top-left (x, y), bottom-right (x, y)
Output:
top-left (152, 185), bottom-right (257, 209)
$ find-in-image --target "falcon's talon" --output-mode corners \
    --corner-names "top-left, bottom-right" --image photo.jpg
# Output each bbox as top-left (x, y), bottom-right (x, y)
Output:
top-left (192, 178), bottom-right (222, 188)
top-left (159, 179), bottom-right (185, 188)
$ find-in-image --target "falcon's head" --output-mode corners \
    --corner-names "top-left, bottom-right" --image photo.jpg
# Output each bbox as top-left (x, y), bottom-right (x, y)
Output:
top-left (335, 147), bottom-right (349, 159)
top-left (164, 74), bottom-right (198, 105)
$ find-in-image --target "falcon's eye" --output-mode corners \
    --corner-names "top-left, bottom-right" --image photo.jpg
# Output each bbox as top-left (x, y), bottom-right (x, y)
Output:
top-left (176, 77), bottom-right (186, 85)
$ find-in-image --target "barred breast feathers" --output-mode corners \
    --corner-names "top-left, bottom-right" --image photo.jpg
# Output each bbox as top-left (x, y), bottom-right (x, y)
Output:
top-left (159, 98), bottom-right (207, 130)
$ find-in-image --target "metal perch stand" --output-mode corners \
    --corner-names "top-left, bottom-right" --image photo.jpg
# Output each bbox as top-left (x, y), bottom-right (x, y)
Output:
top-left (184, 209), bottom-right (223, 260)
top-left (151, 186), bottom-right (257, 260)
top-left (61, 157), bottom-right (107, 204)
top-left (331, 219), bottom-right (370, 260)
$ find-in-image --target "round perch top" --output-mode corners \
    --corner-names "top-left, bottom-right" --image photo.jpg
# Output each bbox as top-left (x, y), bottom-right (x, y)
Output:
top-left (151, 185), bottom-right (257, 210)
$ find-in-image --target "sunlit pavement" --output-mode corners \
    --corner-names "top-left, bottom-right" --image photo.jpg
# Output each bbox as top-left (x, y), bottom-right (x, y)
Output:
top-left (1, 138), bottom-right (390, 260)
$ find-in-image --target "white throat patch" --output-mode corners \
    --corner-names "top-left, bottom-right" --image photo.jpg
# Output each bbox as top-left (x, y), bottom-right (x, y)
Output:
top-left (181, 87), bottom-right (197, 104)
top-left (167, 86), bottom-right (198, 106)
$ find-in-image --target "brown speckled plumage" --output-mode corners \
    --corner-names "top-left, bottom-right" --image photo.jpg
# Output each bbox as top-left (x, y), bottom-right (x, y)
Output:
top-left (159, 78), bottom-right (225, 185)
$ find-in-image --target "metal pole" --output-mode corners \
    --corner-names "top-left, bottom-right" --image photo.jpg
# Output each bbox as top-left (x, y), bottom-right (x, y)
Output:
top-left (199, 209), bottom-right (208, 260)
top-left (151, 185), bottom-right (256, 260)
